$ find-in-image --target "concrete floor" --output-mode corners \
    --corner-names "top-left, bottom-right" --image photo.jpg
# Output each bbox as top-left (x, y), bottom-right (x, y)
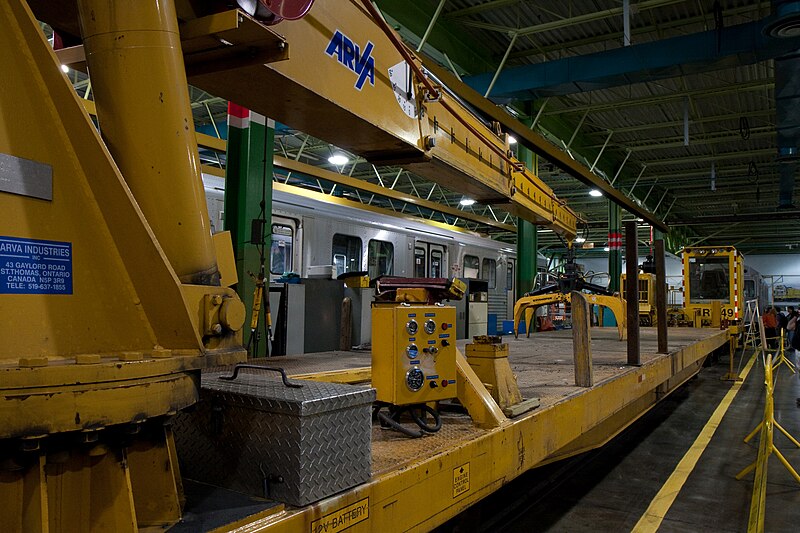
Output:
top-left (435, 348), bottom-right (800, 533)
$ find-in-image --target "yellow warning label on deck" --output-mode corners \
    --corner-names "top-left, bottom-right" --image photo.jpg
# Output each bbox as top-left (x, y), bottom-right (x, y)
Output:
top-left (310, 498), bottom-right (369, 533)
top-left (452, 462), bottom-right (470, 498)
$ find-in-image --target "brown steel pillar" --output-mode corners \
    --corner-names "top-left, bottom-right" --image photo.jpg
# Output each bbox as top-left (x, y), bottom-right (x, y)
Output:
top-left (625, 221), bottom-right (640, 365)
top-left (655, 239), bottom-right (668, 353)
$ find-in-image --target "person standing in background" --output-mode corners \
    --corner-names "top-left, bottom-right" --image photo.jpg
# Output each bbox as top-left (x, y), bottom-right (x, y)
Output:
top-left (787, 307), bottom-right (797, 351)
top-left (763, 306), bottom-right (778, 350)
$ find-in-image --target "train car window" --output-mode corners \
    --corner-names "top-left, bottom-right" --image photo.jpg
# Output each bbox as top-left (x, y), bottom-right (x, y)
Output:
top-left (688, 257), bottom-right (730, 303)
top-left (482, 258), bottom-right (497, 289)
top-left (414, 247), bottom-right (426, 278)
top-left (270, 224), bottom-right (293, 275)
top-left (332, 234), bottom-right (362, 277)
top-left (463, 255), bottom-right (480, 279)
top-left (506, 263), bottom-right (514, 291)
top-left (368, 240), bottom-right (394, 278)
top-left (430, 249), bottom-right (443, 278)
top-left (744, 279), bottom-right (756, 299)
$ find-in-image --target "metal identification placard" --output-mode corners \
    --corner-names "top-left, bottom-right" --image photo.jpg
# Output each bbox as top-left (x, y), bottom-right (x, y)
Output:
top-left (0, 236), bottom-right (72, 294)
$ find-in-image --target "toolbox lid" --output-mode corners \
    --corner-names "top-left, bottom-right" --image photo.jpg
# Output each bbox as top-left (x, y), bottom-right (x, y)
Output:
top-left (201, 371), bottom-right (375, 416)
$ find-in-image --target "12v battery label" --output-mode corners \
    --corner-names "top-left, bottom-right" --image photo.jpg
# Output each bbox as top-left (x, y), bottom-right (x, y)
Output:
top-left (0, 236), bottom-right (72, 294)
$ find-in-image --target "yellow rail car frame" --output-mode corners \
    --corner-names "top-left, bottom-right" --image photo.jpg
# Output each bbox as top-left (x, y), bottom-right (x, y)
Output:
top-left (235, 330), bottom-right (729, 532)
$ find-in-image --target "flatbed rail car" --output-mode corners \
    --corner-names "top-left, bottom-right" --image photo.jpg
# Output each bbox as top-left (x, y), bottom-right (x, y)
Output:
top-left (186, 327), bottom-right (730, 532)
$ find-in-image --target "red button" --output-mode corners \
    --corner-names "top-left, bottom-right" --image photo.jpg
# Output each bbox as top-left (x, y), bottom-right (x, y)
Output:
top-left (441, 380), bottom-right (448, 387)
top-left (442, 323), bottom-right (448, 330)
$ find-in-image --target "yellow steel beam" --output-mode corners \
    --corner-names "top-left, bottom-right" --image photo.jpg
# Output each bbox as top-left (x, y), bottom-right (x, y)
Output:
top-left (421, 59), bottom-right (669, 233)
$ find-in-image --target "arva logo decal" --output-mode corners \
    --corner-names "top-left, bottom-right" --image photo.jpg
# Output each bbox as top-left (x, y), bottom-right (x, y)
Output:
top-left (325, 29), bottom-right (375, 91)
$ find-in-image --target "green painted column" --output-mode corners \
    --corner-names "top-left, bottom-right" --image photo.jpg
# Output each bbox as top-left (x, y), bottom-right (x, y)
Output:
top-left (608, 201), bottom-right (622, 293)
top-left (224, 103), bottom-right (274, 356)
top-left (516, 137), bottom-right (538, 299)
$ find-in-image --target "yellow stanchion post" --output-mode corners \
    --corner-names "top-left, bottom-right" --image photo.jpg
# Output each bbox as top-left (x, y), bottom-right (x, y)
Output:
top-left (772, 329), bottom-right (795, 374)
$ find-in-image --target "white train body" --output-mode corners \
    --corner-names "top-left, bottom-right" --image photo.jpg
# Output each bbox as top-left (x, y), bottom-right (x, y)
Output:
top-left (204, 175), bottom-right (547, 324)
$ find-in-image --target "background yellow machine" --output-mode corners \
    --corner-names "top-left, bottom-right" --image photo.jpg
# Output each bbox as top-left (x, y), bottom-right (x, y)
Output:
top-left (682, 246), bottom-right (744, 326)
top-left (621, 255), bottom-right (659, 326)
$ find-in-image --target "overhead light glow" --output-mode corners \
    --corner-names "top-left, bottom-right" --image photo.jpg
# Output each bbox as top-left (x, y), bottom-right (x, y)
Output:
top-left (508, 135), bottom-right (517, 145)
top-left (459, 198), bottom-right (476, 206)
top-left (60, 64), bottom-right (69, 73)
top-left (328, 154), bottom-right (349, 166)
top-left (603, 246), bottom-right (610, 252)
top-left (575, 236), bottom-right (586, 243)
top-left (589, 189), bottom-right (603, 197)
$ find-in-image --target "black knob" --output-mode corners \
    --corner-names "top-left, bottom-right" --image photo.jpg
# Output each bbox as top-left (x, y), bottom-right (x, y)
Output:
top-left (441, 340), bottom-right (450, 347)
top-left (429, 381), bottom-right (438, 388)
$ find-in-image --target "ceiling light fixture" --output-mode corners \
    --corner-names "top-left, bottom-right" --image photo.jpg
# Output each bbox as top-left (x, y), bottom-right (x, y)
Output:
top-left (60, 64), bottom-right (69, 73)
top-left (575, 236), bottom-right (586, 243)
top-left (603, 246), bottom-right (610, 252)
top-left (589, 189), bottom-right (603, 197)
top-left (508, 135), bottom-right (517, 145)
top-left (328, 154), bottom-right (349, 166)
top-left (459, 198), bottom-right (476, 206)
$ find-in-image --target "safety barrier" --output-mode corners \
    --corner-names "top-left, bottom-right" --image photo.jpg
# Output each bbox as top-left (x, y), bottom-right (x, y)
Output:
top-left (735, 347), bottom-right (800, 532)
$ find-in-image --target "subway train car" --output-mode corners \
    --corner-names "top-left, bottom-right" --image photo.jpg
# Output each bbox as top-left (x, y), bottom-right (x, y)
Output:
top-left (204, 175), bottom-right (548, 325)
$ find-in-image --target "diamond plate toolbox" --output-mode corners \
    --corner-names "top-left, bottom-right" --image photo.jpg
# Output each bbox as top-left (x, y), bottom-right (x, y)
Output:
top-left (174, 368), bottom-right (375, 506)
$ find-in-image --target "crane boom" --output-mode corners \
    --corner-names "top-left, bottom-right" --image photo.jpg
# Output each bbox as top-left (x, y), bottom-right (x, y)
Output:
top-left (188, 1), bottom-right (579, 239)
top-left (33, 0), bottom-right (579, 240)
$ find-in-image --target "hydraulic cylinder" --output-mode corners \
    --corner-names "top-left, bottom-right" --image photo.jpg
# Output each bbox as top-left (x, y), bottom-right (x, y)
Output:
top-left (77, 0), bottom-right (219, 284)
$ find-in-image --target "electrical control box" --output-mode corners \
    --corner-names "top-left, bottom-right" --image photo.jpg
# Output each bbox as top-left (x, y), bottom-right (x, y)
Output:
top-left (371, 305), bottom-right (457, 405)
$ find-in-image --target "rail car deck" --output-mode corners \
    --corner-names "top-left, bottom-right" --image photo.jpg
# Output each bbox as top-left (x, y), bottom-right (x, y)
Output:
top-left (180, 326), bottom-right (730, 532)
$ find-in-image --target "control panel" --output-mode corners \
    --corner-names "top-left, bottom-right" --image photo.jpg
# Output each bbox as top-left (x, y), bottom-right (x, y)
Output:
top-left (371, 305), bottom-right (457, 405)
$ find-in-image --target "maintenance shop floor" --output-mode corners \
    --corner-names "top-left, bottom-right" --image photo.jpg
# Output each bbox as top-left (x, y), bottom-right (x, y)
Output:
top-left (434, 347), bottom-right (800, 533)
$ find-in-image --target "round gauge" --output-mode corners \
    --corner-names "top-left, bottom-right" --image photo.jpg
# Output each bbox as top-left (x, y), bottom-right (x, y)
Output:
top-left (406, 344), bottom-right (419, 359)
top-left (424, 319), bottom-right (436, 334)
top-left (406, 320), bottom-right (418, 335)
top-left (406, 367), bottom-right (425, 392)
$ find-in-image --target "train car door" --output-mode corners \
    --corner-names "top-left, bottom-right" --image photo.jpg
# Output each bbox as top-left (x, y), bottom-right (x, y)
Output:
top-left (414, 241), bottom-right (448, 277)
top-left (269, 216), bottom-right (300, 281)
top-left (506, 258), bottom-right (515, 319)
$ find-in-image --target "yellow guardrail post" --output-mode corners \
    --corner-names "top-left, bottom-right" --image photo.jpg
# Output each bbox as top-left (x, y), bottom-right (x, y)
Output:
top-left (735, 353), bottom-right (800, 533)
top-left (772, 329), bottom-right (795, 374)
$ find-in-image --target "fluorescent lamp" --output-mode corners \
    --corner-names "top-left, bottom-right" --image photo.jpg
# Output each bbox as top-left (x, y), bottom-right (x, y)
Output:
top-left (575, 236), bottom-right (586, 243)
top-left (328, 154), bottom-right (349, 166)
top-left (603, 246), bottom-right (610, 252)
top-left (459, 198), bottom-right (476, 206)
top-left (589, 189), bottom-right (603, 197)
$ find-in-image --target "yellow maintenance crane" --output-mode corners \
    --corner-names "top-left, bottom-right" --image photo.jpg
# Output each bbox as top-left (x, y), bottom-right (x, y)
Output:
top-left (2, 0), bottom-right (589, 530)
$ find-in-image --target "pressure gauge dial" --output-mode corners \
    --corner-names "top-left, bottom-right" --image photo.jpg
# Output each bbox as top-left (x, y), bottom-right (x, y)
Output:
top-left (424, 319), bottom-right (436, 334)
top-left (406, 320), bottom-right (418, 335)
top-left (406, 367), bottom-right (424, 392)
top-left (406, 344), bottom-right (419, 359)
